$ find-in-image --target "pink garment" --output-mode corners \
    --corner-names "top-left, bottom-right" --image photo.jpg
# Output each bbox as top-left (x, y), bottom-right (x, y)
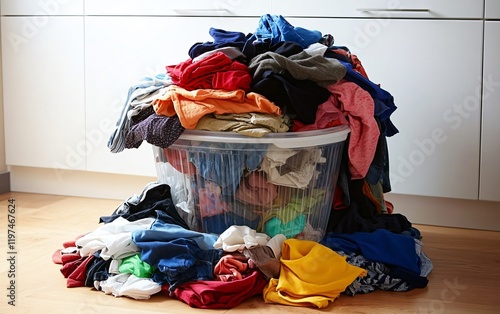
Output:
top-left (214, 253), bottom-right (251, 282)
top-left (235, 172), bottom-right (278, 206)
top-left (291, 98), bottom-right (349, 132)
top-left (328, 80), bottom-right (380, 179)
top-left (197, 182), bottom-right (229, 218)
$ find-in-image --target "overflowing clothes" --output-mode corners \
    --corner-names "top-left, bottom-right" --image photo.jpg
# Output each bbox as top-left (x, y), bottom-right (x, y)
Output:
top-left (53, 13), bottom-right (433, 310)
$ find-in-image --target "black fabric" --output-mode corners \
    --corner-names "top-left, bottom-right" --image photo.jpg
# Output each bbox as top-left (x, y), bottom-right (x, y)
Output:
top-left (327, 208), bottom-right (412, 234)
top-left (85, 254), bottom-right (112, 288)
top-left (99, 183), bottom-right (189, 229)
top-left (250, 70), bottom-right (330, 124)
top-left (327, 134), bottom-right (412, 234)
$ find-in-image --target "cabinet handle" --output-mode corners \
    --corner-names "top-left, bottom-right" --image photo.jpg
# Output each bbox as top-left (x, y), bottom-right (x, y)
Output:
top-left (357, 8), bottom-right (431, 13)
top-left (172, 9), bottom-right (231, 15)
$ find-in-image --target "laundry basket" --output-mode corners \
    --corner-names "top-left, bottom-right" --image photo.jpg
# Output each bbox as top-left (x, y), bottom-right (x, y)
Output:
top-left (153, 125), bottom-right (350, 241)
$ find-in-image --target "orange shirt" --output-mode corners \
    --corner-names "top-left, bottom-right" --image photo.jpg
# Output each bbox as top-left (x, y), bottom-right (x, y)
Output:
top-left (153, 85), bottom-right (282, 129)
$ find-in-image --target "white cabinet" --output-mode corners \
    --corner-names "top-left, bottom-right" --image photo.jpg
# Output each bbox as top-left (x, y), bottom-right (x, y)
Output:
top-left (1, 0), bottom-right (83, 15)
top-left (1, 0), bottom-right (270, 178)
top-left (85, 0), bottom-right (270, 16)
top-left (84, 15), bottom-right (264, 176)
top-left (479, 21), bottom-right (500, 201)
top-left (0, 0), bottom-right (494, 202)
top-left (279, 16), bottom-right (483, 200)
top-left (270, 0), bottom-right (483, 19)
top-left (485, 0), bottom-right (500, 19)
top-left (1, 15), bottom-right (85, 171)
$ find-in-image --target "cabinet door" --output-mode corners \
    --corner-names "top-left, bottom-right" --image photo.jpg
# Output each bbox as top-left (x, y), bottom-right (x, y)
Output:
top-left (1, 16), bottom-right (85, 171)
top-left (1, 0), bottom-right (83, 15)
top-left (284, 18), bottom-right (483, 199)
top-left (485, 0), bottom-right (500, 19)
top-left (84, 16), bottom-right (262, 177)
top-left (480, 22), bottom-right (500, 201)
top-left (85, 0), bottom-right (270, 16)
top-left (270, 0), bottom-right (483, 19)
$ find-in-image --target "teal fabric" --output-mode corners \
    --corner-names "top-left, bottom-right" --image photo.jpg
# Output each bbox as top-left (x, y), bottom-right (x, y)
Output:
top-left (264, 214), bottom-right (306, 238)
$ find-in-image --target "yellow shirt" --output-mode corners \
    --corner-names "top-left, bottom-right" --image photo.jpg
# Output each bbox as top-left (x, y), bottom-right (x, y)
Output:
top-left (263, 239), bottom-right (367, 308)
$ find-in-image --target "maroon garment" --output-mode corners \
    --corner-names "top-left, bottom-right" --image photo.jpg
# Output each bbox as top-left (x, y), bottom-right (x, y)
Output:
top-left (60, 255), bottom-right (95, 288)
top-left (163, 270), bottom-right (268, 309)
top-left (166, 52), bottom-right (251, 92)
top-left (52, 237), bottom-right (82, 264)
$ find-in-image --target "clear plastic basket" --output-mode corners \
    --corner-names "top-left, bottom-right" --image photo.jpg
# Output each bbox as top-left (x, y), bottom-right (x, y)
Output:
top-left (153, 125), bottom-right (349, 241)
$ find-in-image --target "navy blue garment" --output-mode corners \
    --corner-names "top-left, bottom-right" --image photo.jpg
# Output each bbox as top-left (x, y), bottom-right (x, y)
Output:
top-left (147, 237), bottom-right (221, 293)
top-left (321, 228), bottom-right (421, 275)
top-left (99, 183), bottom-right (189, 229)
top-left (85, 253), bottom-right (112, 288)
top-left (202, 211), bottom-right (260, 235)
top-left (365, 118), bottom-right (391, 192)
top-left (389, 266), bottom-right (429, 289)
top-left (339, 61), bottom-right (398, 137)
top-left (268, 41), bottom-right (304, 57)
top-left (250, 14), bottom-right (322, 49)
top-left (189, 28), bottom-right (250, 60)
top-left (324, 48), bottom-right (399, 137)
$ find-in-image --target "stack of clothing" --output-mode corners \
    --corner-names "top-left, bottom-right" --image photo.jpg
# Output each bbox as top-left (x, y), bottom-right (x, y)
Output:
top-left (53, 13), bottom-right (432, 309)
top-left (53, 182), bottom-right (431, 309)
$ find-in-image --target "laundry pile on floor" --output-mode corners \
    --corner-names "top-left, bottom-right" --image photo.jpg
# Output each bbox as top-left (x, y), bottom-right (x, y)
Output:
top-left (53, 182), bottom-right (431, 309)
top-left (53, 14), bottom-right (432, 309)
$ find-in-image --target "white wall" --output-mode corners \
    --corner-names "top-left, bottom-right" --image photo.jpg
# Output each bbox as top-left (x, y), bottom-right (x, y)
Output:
top-left (0, 19), bottom-right (8, 173)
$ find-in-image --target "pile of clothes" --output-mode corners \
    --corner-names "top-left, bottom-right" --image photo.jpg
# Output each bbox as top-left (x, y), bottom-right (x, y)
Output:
top-left (53, 14), bottom-right (432, 309)
top-left (53, 182), bottom-right (431, 309)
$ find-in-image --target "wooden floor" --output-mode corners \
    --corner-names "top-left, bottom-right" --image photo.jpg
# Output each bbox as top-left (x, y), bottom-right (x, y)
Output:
top-left (1, 192), bottom-right (499, 314)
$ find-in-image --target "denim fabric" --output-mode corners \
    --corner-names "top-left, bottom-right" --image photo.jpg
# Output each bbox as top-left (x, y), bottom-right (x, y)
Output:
top-left (133, 211), bottom-right (219, 250)
top-left (189, 142), bottom-right (267, 196)
top-left (132, 211), bottom-right (222, 293)
top-left (143, 237), bottom-right (221, 293)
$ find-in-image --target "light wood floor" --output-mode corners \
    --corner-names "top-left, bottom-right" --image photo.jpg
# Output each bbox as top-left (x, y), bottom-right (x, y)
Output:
top-left (1, 191), bottom-right (499, 314)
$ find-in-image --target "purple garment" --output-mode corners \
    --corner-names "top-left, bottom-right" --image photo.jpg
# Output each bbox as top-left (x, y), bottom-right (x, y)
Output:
top-left (125, 113), bottom-right (184, 149)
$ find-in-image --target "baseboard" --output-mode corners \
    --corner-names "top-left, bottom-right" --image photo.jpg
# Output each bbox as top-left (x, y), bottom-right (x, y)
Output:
top-left (9, 166), bottom-right (156, 201)
top-left (385, 193), bottom-right (500, 232)
top-left (0, 171), bottom-right (10, 194)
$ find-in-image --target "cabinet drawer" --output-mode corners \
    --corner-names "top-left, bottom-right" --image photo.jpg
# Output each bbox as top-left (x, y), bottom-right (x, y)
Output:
top-left (270, 0), bottom-right (483, 19)
top-left (1, 0), bottom-right (84, 16)
top-left (485, 0), bottom-right (500, 19)
top-left (85, 0), bottom-right (271, 17)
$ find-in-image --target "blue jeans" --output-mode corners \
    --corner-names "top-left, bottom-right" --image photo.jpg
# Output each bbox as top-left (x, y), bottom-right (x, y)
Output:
top-left (132, 211), bottom-right (222, 293)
